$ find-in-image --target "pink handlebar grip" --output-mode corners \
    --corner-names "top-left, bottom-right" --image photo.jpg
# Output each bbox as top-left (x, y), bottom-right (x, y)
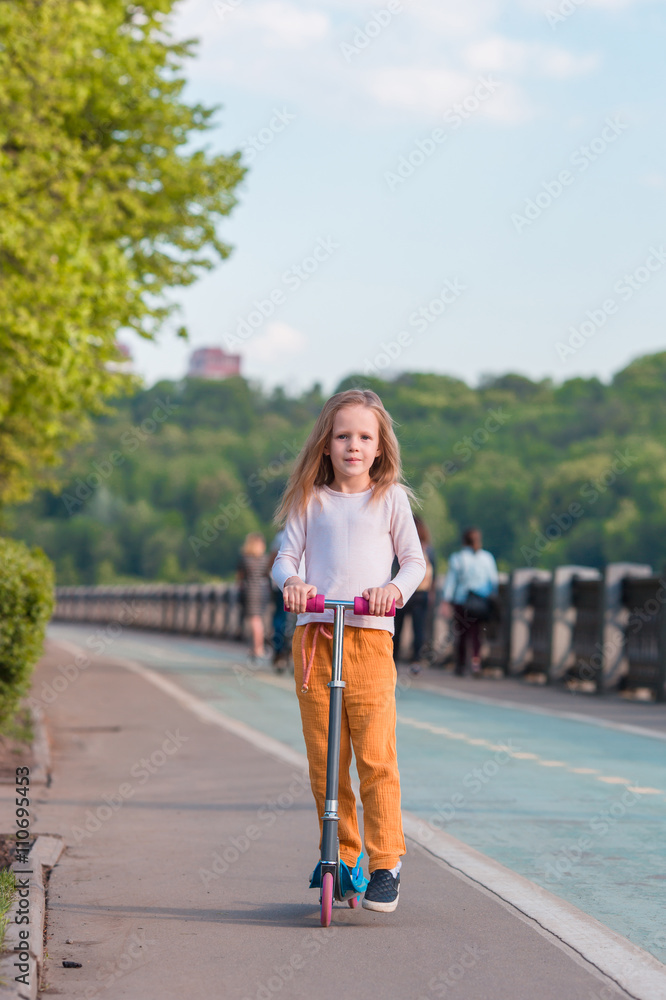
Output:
top-left (354, 596), bottom-right (396, 617)
top-left (307, 594), bottom-right (326, 614)
top-left (284, 593), bottom-right (326, 614)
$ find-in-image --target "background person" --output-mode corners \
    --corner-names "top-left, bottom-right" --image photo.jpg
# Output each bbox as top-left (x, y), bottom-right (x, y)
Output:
top-left (236, 532), bottom-right (271, 661)
top-left (440, 527), bottom-right (498, 676)
top-left (392, 516), bottom-right (436, 674)
top-left (267, 528), bottom-right (295, 671)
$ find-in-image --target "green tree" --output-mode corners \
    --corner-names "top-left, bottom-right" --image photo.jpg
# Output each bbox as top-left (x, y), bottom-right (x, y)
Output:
top-left (0, 0), bottom-right (245, 505)
top-left (9, 353), bottom-right (666, 583)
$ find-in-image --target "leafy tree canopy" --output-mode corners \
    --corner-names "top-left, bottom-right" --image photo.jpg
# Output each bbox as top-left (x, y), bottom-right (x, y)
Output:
top-left (7, 352), bottom-right (666, 584)
top-left (0, 0), bottom-right (245, 504)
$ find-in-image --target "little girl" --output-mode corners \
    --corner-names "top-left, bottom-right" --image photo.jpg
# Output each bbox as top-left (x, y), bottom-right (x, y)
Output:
top-left (271, 388), bottom-right (425, 912)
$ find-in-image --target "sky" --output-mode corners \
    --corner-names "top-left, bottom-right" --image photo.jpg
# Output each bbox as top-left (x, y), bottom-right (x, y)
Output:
top-left (127, 0), bottom-right (666, 395)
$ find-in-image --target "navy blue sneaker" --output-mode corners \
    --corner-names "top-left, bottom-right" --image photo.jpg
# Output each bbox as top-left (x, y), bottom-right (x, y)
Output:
top-left (362, 868), bottom-right (400, 912)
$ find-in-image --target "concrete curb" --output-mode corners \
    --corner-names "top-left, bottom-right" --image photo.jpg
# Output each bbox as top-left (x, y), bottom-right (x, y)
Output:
top-left (0, 836), bottom-right (64, 1000)
top-left (401, 816), bottom-right (666, 1000)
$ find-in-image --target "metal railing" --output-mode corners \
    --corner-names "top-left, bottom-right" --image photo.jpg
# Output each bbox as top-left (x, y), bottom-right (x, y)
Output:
top-left (52, 563), bottom-right (666, 701)
top-left (621, 575), bottom-right (666, 701)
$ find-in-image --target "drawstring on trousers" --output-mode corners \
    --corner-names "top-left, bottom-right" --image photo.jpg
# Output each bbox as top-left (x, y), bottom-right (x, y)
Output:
top-left (300, 622), bottom-right (333, 693)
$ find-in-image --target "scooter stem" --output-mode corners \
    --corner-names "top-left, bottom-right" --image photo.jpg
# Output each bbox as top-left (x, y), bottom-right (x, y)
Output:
top-left (320, 603), bottom-right (346, 864)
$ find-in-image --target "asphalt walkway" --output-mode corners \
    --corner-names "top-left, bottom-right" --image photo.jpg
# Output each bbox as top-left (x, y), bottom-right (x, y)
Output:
top-left (43, 622), bottom-right (666, 959)
top-left (8, 635), bottom-right (664, 999)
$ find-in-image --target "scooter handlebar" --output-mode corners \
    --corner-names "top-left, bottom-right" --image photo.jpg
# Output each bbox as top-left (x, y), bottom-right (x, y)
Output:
top-left (353, 596), bottom-right (396, 617)
top-left (284, 593), bottom-right (325, 614)
top-left (283, 594), bottom-right (396, 616)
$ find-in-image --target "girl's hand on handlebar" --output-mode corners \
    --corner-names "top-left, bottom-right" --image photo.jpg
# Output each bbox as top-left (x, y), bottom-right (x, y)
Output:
top-left (362, 584), bottom-right (401, 616)
top-left (284, 577), bottom-right (317, 614)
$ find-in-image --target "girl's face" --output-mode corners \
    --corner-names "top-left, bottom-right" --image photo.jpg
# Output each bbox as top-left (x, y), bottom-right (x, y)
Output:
top-left (324, 405), bottom-right (381, 492)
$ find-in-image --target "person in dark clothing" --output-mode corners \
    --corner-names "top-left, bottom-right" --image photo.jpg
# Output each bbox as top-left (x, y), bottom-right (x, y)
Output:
top-left (236, 533), bottom-right (271, 660)
top-left (268, 529), bottom-right (293, 671)
top-left (440, 527), bottom-right (498, 676)
top-left (392, 517), bottom-right (436, 674)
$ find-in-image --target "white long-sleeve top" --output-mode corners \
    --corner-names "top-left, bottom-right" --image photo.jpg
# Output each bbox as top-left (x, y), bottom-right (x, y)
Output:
top-left (271, 483), bottom-right (426, 633)
top-left (442, 547), bottom-right (499, 604)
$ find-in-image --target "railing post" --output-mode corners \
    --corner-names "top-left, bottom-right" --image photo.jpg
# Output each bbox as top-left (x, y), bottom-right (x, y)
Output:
top-left (599, 563), bottom-right (652, 693)
top-left (507, 569), bottom-right (551, 677)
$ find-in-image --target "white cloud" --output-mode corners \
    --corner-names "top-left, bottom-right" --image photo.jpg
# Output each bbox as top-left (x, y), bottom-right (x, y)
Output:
top-left (235, 1), bottom-right (330, 48)
top-left (482, 82), bottom-right (534, 124)
top-left (408, 0), bottom-right (502, 37)
top-left (523, 0), bottom-right (654, 11)
top-left (173, 0), bottom-right (609, 126)
top-left (587, 0), bottom-right (653, 7)
top-left (539, 48), bottom-right (600, 77)
top-left (641, 172), bottom-right (666, 189)
top-left (463, 37), bottom-right (531, 73)
top-left (463, 36), bottom-right (600, 78)
top-left (245, 322), bottom-right (308, 367)
top-left (364, 67), bottom-right (474, 117)
top-left (361, 66), bottom-right (533, 124)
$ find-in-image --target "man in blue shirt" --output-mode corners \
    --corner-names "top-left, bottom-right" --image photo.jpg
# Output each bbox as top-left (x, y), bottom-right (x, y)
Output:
top-left (441, 527), bottom-right (498, 676)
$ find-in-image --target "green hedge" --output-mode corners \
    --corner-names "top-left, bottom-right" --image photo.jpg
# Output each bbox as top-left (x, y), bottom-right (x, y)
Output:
top-left (0, 538), bottom-right (54, 729)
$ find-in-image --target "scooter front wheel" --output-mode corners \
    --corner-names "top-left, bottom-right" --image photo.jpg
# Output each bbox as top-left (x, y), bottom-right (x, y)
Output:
top-left (321, 872), bottom-right (334, 927)
top-left (348, 894), bottom-right (359, 908)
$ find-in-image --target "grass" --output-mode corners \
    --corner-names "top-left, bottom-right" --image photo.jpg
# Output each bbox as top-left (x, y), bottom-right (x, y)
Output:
top-left (0, 708), bottom-right (34, 745)
top-left (0, 868), bottom-right (16, 954)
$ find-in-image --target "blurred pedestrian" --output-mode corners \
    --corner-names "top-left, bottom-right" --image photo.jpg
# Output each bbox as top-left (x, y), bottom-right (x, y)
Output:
top-left (268, 528), bottom-right (295, 671)
top-left (440, 527), bottom-right (498, 676)
top-left (237, 532), bottom-right (271, 660)
top-left (393, 516), bottom-right (436, 673)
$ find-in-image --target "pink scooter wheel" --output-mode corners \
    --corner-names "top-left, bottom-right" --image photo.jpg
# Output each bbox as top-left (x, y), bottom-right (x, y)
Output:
top-left (348, 894), bottom-right (359, 908)
top-left (321, 872), bottom-right (334, 927)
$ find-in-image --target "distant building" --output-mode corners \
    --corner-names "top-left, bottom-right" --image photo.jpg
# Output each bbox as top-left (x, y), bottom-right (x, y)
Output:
top-left (187, 347), bottom-right (241, 380)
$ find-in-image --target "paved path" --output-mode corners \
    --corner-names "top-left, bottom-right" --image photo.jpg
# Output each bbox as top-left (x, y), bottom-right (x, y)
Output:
top-left (44, 623), bottom-right (666, 962)
top-left (6, 627), bottom-right (665, 999)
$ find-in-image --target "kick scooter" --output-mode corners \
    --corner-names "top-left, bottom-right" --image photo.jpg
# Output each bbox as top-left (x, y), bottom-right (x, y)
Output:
top-left (285, 593), bottom-right (396, 927)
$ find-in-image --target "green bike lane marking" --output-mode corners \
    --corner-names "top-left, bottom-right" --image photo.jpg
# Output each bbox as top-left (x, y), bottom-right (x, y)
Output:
top-left (48, 625), bottom-right (666, 963)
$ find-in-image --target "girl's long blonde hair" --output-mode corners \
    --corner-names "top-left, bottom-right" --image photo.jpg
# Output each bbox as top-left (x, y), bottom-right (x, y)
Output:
top-left (274, 389), bottom-right (415, 525)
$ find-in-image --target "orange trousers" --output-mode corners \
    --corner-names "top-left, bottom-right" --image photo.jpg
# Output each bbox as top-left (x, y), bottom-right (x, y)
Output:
top-left (293, 623), bottom-right (406, 872)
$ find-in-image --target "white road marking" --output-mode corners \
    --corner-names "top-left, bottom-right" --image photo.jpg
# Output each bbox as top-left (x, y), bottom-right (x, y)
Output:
top-left (412, 679), bottom-right (666, 743)
top-left (395, 714), bottom-right (666, 798)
